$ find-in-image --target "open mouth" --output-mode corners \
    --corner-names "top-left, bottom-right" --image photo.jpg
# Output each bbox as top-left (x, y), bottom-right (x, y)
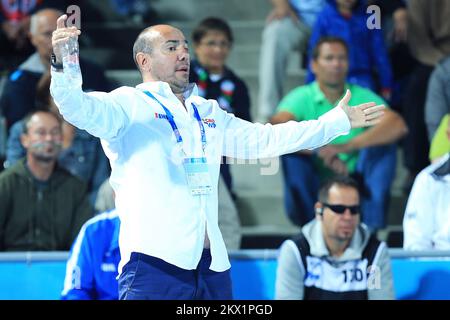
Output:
top-left (176, 66), bottom-right (189, 72)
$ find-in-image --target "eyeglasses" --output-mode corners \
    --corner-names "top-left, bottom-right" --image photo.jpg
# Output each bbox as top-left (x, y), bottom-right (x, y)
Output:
top-left (322, 203), bottom-right (360, 215)
top-left (199, 40), bottom-right (231, 49)
top-left (31, 128), bottom-right (62, 138)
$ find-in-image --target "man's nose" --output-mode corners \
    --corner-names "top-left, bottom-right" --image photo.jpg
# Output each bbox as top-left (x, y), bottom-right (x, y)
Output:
top-left (178, 50), bottom-right (189, 61)
top-left (331, 58), bottom-right (341, 67)
top-left (44, 133), bottom-right (55, 141)
top-left (342, 209), bottom-right (353, 219)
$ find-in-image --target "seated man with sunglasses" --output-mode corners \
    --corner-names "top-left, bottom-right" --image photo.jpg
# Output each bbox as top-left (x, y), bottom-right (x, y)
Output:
top-left (275, 176), bottom-right (395, 300)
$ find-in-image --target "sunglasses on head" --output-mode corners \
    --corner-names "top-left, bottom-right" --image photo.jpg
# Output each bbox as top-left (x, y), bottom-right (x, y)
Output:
top-left (322, 203), bottom-right (360, 215)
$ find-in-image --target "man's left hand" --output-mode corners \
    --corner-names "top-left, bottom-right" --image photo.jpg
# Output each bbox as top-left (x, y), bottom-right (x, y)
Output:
top-left (337, 89), bottom-right (385, 128)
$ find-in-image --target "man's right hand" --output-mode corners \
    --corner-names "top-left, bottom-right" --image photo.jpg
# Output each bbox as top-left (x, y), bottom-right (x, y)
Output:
top-left (52, 14), bottom-right (81, 64)
top-left (316, 146), bottom-right (348, 175)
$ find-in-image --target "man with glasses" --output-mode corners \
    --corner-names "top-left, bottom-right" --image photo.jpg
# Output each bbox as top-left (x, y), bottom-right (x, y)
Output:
top-left (275, 176), bottom-right (395, 299)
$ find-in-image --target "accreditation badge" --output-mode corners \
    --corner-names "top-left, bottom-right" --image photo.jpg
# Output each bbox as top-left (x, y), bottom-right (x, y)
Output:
top-left (183, 157), bottom-right (212, 196)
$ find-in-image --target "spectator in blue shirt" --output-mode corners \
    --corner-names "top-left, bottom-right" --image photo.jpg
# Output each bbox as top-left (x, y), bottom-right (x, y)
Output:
top-left (61, 209), bottom-right (120, 300)
top-left (306, 0), bottom-right (393, 101)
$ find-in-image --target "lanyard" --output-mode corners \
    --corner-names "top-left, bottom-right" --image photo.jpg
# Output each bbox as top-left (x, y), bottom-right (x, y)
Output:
top-left (142, 90), bottom-right (207, 153)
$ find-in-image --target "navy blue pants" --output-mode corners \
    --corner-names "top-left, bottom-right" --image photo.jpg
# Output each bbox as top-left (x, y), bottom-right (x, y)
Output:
top-left (281, 144), bottom-right (397, 229)
top-left (118, 249), bottom-right (233, 300)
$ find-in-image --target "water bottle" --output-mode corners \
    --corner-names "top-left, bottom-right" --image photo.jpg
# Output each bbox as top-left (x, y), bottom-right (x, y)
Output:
top-left (61, 36), bottom-right (83, 87)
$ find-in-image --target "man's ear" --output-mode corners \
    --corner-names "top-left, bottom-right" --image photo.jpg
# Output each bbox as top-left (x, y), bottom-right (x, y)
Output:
top-left (314, 202), bottom-right (323, 219)
top-left (136, 52), bottom-right (150, 72)
top-left (29, 31), bottom-right (37, 46)
top-left (20, 133), bottom-right (29, 149)
top-left (311, 59), bottom-right (318, 76)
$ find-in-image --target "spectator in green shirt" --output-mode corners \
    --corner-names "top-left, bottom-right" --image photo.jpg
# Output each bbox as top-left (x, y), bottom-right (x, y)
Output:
top-left (271, 36), bottom-right (408, 229)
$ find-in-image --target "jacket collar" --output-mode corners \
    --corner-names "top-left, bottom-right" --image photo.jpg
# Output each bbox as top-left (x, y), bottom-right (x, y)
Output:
top-left (15, 158), bottom-right (69, 188)
top-left (432, 153), bottom-right (450, 178)
top-left (136, 81), bottom-right (198, 101)
top-left (302, 219), bottom-right (371, 261)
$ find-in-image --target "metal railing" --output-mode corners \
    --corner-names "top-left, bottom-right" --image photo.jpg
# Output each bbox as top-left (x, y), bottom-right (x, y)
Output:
top-left (1, 249), bottom-right (450, 263)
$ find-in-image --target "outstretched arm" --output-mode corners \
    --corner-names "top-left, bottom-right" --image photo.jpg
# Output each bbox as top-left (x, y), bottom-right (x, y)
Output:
top-left (222, 90), bottom-right (385, 159)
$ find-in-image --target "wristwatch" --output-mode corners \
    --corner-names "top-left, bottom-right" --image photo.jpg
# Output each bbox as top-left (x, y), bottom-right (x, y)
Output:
top-left (50, 53), bottom-right (63, 71)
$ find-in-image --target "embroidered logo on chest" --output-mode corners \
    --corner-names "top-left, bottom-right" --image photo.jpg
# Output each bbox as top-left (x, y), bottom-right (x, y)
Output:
top-left (154, 112), bottom-right (170, 120)
top-left (202, 118), bottom-right (216, 128)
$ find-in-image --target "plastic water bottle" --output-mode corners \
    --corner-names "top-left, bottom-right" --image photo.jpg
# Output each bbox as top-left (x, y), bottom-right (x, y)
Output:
top-left (61, 36), bottom-right (83, 87)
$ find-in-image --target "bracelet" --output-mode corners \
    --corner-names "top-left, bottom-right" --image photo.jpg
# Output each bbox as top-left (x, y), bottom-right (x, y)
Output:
top-left (50, 53), bottom-right (63, 71)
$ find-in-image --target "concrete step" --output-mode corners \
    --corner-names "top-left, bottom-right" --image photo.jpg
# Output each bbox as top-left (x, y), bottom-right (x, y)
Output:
top-left (80, 24), bottom-right (141, 48)
top-left (230, 161), bottom-right (292, 229)
top-left (81, 48), bottom-right (134, 70)
top-left (105, 69), bottom-right (141, 88)
top-left (236, 194), bottom-right (288, 227)
top-left (230, 161), bottom-right (284, 196)
top-left (83, 42), bottom-right (302, 73)
top-left (80, 20), bottom-right (266, 52)
top-left (153, 0), bottom-right (271, 22)
top-left (172, 20), bottom-right (266, 47)
top-left (239, 70), bottom-right (306, 121)
top-left (227, 44), bottom-right (303, 74)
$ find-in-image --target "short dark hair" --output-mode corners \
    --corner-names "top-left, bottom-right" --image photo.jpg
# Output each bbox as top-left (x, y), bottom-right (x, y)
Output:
top-left (312, 36), bottom-right (349, 61)
top-left (133, 29), bottom-right (153, 72)
top-left (22, 110), bottom-right (62, 134)
top-left (192, 17), bottom-right (233, 45)
top-left (318, 175), bottom-right (360, 204)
